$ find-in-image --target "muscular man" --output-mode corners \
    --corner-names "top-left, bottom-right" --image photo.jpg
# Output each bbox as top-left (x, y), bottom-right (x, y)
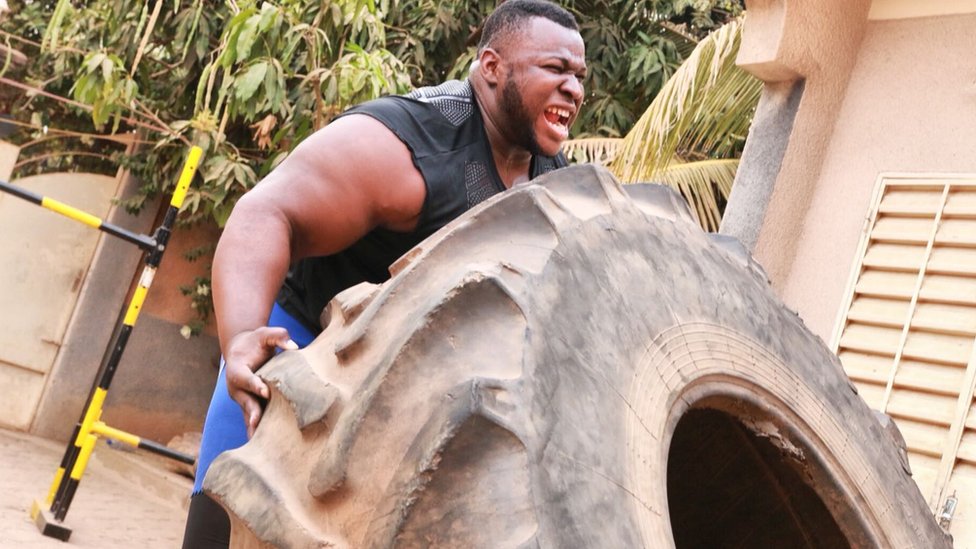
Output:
top-left (182, 1), bottom-right (586, 546)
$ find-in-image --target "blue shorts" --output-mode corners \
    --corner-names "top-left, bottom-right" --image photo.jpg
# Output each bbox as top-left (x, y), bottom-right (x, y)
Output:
top-left (193, 303), bottom-right (316, 493)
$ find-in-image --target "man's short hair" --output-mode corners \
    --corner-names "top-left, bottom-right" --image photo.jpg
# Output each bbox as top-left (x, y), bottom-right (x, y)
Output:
top-left (478, 0), bottom-right (578, 52)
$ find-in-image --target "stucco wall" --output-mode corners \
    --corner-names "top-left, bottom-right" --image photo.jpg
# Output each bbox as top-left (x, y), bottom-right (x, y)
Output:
top-left (0, 141), bottom-right (18, 179)
top-left (869, 0), bottom-right (976, 19)
top-left (0, 172), bottom-right (118, 430)
top-left (727, 0), bottom-right (872, 298)
top-left (771, 13), bottom-right (976, 340)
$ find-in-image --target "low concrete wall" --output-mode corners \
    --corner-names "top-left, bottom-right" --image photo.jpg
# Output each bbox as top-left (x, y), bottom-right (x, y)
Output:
top-left (29, 172), bottom-right (220, 444)
top-left (0, 171), bottom-right (118, 431)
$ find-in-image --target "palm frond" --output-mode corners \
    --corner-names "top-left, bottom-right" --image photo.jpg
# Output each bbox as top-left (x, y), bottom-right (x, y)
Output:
top-left (562, 137), bottom-right (623, 166)
top-left (610, 18), bottom-right (760, 184)
top-left (654, 158), bottom-right (738, 231)
top-left (656, 21), bottom-right (699, 59)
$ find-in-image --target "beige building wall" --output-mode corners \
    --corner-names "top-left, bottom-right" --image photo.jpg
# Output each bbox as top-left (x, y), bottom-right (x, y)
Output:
top-left (760, 12), bottom-right (976, 341)
top-left (869, 0), bottom-right (976, 20)
top-left (727, 0), bottom-right (872, 315)
top-left (727, 4), bottom-right (976, 541)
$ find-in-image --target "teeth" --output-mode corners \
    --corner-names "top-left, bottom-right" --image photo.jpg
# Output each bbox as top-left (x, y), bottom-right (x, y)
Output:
top-left (545, 107), bottom-right (571, 119)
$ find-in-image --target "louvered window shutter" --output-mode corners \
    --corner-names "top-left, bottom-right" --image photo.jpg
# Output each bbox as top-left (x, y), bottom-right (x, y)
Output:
top-left (832, 175), bottom-right (976, 537)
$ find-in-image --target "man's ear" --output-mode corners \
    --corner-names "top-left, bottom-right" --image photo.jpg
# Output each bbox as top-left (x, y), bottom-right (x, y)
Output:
top-left (477, 48), bottom-right (503, 86)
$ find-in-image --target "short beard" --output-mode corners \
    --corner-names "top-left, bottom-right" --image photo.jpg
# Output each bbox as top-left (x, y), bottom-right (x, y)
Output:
top-left (500, 74), bottom-right (544, 156)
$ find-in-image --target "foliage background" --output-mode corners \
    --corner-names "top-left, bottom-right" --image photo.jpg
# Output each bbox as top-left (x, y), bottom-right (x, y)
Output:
top-left (565, 18), bottom-right (761, 231)
top-left (0, 0), bottom-right (746, 330)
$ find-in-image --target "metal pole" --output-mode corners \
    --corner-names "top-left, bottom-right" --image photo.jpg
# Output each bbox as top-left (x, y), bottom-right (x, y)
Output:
top-left (21, 146), bottom-right (203, 538)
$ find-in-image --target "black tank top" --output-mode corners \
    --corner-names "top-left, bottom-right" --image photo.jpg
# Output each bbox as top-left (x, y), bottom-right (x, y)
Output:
top-left (276, 80), bottom-right (568, 331)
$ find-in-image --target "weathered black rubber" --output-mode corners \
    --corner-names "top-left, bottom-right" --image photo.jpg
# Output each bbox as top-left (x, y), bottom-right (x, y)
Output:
top-left (205, 165), bottom-right (950, 549)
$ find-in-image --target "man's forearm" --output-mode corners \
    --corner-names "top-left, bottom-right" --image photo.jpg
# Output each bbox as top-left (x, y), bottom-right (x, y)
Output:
top-left (212, 195), bottom-right (294, 356)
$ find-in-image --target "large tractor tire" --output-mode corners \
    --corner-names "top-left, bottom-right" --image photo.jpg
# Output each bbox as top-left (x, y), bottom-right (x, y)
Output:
top-left (205, 165), bottom-right (951, 548)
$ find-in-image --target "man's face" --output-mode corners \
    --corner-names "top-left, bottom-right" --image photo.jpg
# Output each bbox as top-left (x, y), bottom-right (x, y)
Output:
top-left (495, 17), bottom-right (586, 157)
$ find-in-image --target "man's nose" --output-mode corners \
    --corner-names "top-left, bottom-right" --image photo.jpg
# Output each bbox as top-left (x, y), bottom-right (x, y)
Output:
top-left (561, 75), bottom-right (584, 103)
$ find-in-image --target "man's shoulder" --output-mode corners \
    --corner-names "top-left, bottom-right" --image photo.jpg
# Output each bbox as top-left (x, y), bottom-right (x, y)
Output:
top-left (348, 80), bottom-right (475, 128)
top-left (403, 79), bottom-right (473, 104)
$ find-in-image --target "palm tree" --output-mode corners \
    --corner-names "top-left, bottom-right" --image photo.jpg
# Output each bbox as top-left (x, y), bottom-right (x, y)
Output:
top-left (564, 18), bottom-right (761, 231)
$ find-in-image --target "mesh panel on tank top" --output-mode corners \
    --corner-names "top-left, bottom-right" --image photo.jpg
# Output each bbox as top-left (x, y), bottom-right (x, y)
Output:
top-left (464, 157), bottom-right (565, 209)
top-left (405, 80), bottom-right (474, 126)
top-left (533, 155), bottom-right (562, 175)
top-left (464, 160), bottom-right (500, 208)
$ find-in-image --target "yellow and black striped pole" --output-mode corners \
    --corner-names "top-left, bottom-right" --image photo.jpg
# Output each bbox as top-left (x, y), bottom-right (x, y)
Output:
top-left (0, 182), bottom-right (157, 251)
top-left (12, 146), bottom-right (203, 540)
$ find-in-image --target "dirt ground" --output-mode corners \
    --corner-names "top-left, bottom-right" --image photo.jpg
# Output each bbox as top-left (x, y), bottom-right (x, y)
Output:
top-left (0, 428), bottom-right (191, 548)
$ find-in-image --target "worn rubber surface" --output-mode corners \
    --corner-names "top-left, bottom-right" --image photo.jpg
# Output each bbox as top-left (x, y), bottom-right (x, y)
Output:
top-left (205, 165), bottom-right (950, 548)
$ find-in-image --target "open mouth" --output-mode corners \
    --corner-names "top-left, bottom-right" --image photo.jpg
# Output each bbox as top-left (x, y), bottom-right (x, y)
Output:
top-left (543, 106), bottom-right (571, 134)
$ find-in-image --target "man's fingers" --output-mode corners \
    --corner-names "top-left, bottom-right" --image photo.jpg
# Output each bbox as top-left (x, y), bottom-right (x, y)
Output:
top-left (227, 364), bottom-right (269, 399)
top-left (251, 375), bottom-right (270, 399)
top-left (279, 338), bottom-right (299, 351)
top-left (223, 325), bottom-right (296, 437)
top-left (253, 326), bottom-right (298, 351)
top-left (238, 394), bottom-right (263, 439)
top-left (228, 370), bottom-right (267, 438)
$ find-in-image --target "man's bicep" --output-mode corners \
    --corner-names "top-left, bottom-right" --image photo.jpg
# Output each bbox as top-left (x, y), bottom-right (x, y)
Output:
top-left (259, 114), bottom-right (426, 258)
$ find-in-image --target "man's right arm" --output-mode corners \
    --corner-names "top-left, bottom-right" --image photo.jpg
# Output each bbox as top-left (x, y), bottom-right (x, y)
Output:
top-left (211, 113), bottom-right (427, 435)
top-left (211, 188), bottom-right (296, 436)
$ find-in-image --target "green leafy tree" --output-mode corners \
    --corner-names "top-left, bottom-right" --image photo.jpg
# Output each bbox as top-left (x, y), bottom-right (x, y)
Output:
top-left (3, 0), bottom-right (411, 222)
top-left (384, 0), bottom-right (743, 137)
top-left (1, 0), bottom-right (743, 330)
top-left (565, 18), bottom-right (761, 231)
top-left (3, 0), bottom-right (413, 333)
top-left (4, 0), bottom-right (742, 212)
